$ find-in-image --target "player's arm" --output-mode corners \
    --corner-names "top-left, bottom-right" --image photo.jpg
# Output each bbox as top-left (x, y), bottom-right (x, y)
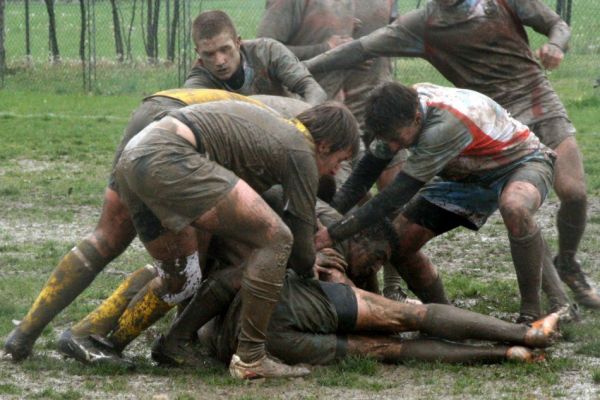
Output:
top-left (304, 11), bottom-right (426, 75)
top-left (331, 151), bottom-right (391, 214)
top-left (507, 0), bottom-right (570, 70)
top-left (267, 39), bottom-right (327, 105)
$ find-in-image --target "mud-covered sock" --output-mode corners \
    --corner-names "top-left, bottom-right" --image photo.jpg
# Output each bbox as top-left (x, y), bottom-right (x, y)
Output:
top-left (18, 240), bottom-right (109, 339)
top-left (509, 228), bottom-right (544, 319)
top-left (420, 304), bottom-right (528, 343)
top-left (164, 274), bottom-right (239, 344)
top-left (556, 198), bottom-right (587, 263)
top-left (71, 265), bottom-right (157, 337)
top-left (108, 284), bottom-right (173, 352)
top-left (540, 239), bottom-right (570, 310)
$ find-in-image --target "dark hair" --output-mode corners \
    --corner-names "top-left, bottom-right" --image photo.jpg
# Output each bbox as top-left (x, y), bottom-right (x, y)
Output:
top-left (364, 82), bottom-right (419, 143)
top-left (192, 10), bottom-right (238, 45)
top-left (296, 101), bottom-right (360, 156)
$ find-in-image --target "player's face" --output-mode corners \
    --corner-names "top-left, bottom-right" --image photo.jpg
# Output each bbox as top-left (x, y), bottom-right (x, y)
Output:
top-left (385, 113), bottom-right (422, 152)
top-left (315, 145), bottom-right (353, 177)
top-left (196, 32), bottom-right (242, 81)
top-left (347, 237), bottom-right (390, 279)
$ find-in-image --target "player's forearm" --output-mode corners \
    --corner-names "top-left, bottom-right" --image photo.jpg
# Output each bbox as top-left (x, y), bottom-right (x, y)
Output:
top-left (329, 172), bottom-right (423, 242)
top-left (304, 41), bottom-right (370, 75)
top-left (331, 152), bottom-right (390, 214)
top-left (547, 19), bottom-right (570, 51)
top-left (285, 214), bottom-right (317, 277)
top-left (293, 78), bottom-right (328, 106)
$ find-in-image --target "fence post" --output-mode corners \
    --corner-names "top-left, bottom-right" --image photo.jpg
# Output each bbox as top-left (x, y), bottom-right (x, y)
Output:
top-left (0, 0), bottom-right (5, 88)
top-left (25, 0), bottom-right (31, 64)
top-left (44, 0), bottom-right (61, 63)
top-left (556, 0), bottom-right (572, 25)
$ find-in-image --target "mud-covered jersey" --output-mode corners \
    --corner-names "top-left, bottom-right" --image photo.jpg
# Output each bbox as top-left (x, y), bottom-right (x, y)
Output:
top-left (110, 89), bottom-right (268, 187)
top-left (357, 0), bottom-right (569, 124)
top-left (369, 84), bottom-right (545, 182)
top-left (343, 0), bottom-right (395, 125)
top-left (168, 101), bottom-right (318, 226)
top-left (184, 38), bottom-right (318, 100)
top-left (258, 0), bottom-right (355, 97)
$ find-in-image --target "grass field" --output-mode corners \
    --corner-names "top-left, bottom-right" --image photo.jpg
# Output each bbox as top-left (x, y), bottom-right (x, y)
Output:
top-left (1, 1), bottom-right (600, 399)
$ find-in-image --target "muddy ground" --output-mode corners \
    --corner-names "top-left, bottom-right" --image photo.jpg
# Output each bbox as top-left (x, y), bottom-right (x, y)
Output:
top-left (1, 196), bottom-right (599, 399)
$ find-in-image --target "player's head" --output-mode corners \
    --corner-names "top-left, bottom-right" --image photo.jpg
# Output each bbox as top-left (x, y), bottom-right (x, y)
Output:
top-left (365, 82), bottom-right (422, 152)
top-left (192, 10), bottom-right (241, 80)
top-left (297, 102), bottom-right (360, 176)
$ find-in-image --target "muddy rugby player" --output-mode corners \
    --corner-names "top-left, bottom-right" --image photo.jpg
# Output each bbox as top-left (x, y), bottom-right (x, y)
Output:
top-left (5, 9), bottom-right (327, 363)
top-left (185, 10), bottom-right (326, 105)
top-left (316, 82), bottom-right (559, 323)
top-left (305, 0), bottom-right (598, 309)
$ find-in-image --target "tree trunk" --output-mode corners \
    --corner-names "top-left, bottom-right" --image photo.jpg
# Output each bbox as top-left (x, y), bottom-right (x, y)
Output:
top-left (78, 0), bottom-right (85, 61)
top-left (25, 0), bottom-right (31, 59)
top-left (144, 0), bottom-right (160, 63)
top-left (44, 0), bottom-right (60, 63)
top-left (167, 0), bottom-right (179, 62)
top-left (109, 0), bottom-right (124, 62)
top-left (125, 0), bottom-right (137, 61)
top-left (0, 0), bottom-right (5, 73)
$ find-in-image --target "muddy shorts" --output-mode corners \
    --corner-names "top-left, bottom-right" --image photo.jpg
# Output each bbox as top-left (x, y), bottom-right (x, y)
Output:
top-left (115, 127), bottom-right (238, 242)
top-left (109, 97), bottom-right (185, 192)
top-left (403, 151), bottom-right (555, 233)
top-left (266, 272), bottom-right (356, 365)
top-left (529, 117), bottom-right (576, 150)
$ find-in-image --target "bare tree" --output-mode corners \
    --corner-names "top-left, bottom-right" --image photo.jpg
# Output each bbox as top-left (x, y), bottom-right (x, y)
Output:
top-left (109, 0), bottom-right (124, 62)
top-left (142, 0), bottom-right (161, 63)
top-left (44, 0), bottom-right (60, 63)
top-left (0, 0), bottom-right (5, 74)
top-left (25, 0), bottom-right (31, 62)
top-left (78, 0), bottom-right (85, 61)
top-left (125, 0), bottom-right (137, 61)
top-left (167, 0), bottom-right (180, 62)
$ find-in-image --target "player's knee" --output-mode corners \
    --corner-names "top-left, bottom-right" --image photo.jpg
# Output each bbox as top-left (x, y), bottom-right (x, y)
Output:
top-left (268, 221), bottom-right (293, 250)
top-left (500, 202), bottom-right (536, 237)
top-left (154, 251), bottom-right (202, 305)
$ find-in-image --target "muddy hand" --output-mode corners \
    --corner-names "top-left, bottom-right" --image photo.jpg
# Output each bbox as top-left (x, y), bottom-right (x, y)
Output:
top-left (315, 226), bottom-right (333, 250)
top-left (316, 248), bottom-right (347, 272)
top-left (327, 35), bottom-right (353, 50)
top-left (534, 43), bottom-right (564, 70)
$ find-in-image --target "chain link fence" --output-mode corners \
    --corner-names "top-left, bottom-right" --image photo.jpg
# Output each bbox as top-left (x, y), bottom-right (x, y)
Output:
top-left (0, 0), bottom-right (597, 94)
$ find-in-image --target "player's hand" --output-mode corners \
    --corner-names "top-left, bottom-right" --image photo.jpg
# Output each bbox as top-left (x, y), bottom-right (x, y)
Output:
top-left (352, 17), bottom-right (363, 33)
top-left (316, 248), bottom-right (347, 273)
top-left (327, 35), bottom-right (353, 50)
top-left (315, 226), bottom-right (333, 250)
top-left (535, 43), bottom-right (564, 70)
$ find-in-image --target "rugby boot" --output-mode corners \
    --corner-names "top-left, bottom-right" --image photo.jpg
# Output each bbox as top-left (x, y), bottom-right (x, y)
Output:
top-left (57, 329), bottom-right (133, 369)
top-left (523, 312), bottom-right (560, 348)
top-left (70, 265), bottom-right (157, 338)
top-left (549, 303), bottom-right (580, 324)
top-left (4, 326), bottom-right (36, 362)
top-left (229, 354), bottom-right (310, 380)
top-left (555, 256), bottom-right (600, 309)
top-left (3, 240), bottom-right (107, 361)
top-left (150, 334), bottom-right (220, 368)
top-left (506, 346), bottom-right (545, 363)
